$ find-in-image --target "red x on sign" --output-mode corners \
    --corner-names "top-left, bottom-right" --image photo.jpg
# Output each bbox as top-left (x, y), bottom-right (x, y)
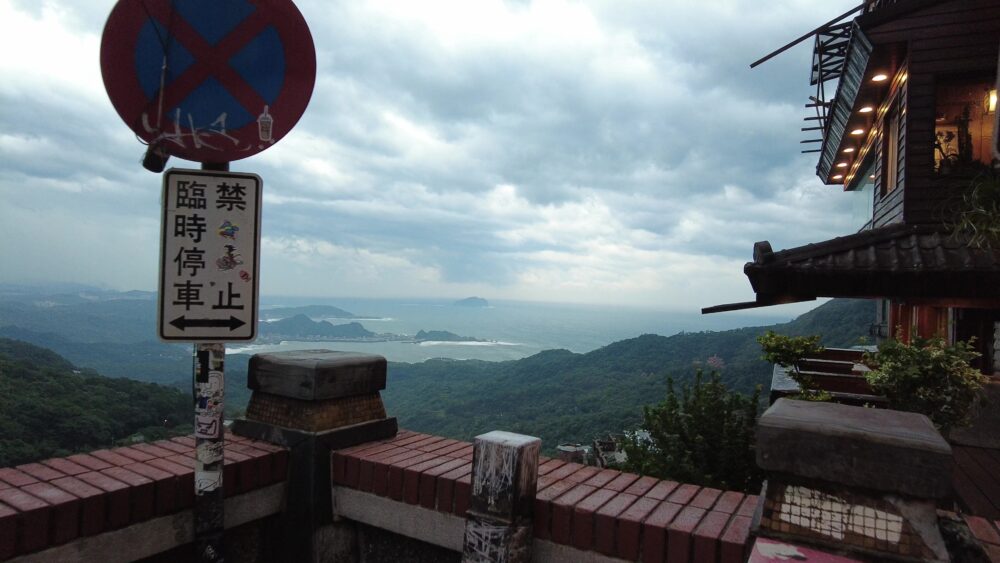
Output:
top-left (101, 0), bottom-right (316, 163)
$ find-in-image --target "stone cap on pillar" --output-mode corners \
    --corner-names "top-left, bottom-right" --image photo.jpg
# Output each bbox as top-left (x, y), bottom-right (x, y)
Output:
top-left (756, 398), bottom-right (953, 499)
top-left (248, 350), bottom-right (387, 401)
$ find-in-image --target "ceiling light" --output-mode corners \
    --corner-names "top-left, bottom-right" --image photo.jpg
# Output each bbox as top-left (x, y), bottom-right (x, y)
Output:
top-left (872, 73), bottom-right (888, 82)
top-left (870, 174), bottom-right (876, 179)
top-left (859, 106), bottom-right (874, 113)
top-left (843, 147), bottom-right (856, 153)
top-left (832, 174), bottom-right (844, 180)
top-left (851, 128), bottom-right (865, 135)
top-left (836, 162), bottom-right (848, 168)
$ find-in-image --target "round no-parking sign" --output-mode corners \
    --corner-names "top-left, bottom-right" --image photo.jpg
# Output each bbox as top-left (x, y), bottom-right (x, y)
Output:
top-left (101, 0), bottom-right (316, 162)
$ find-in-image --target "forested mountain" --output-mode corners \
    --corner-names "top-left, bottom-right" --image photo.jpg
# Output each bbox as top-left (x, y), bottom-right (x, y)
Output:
top-left (0, 285), bottom-right (874, 458)
top-left (260, 305), bottom-right (358, 319)
top-left (383, 299), bottom-right (874, 452)
top-left (0, 339), bottom-right (191, 466)
top-left (260, 315), bottom-right (375, 339)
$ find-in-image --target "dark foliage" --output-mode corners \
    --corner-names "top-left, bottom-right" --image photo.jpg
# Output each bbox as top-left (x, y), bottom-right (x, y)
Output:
top-left (620, 371), bottom-right (762, 493)
top-left (385, 299), bottom-right (874, 454)
top-left (0, 338), bottom-right (191, 466)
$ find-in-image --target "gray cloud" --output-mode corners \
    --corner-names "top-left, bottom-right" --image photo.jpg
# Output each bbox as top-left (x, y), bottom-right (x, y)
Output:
top-left (0, 0), bottom-right (860, 309)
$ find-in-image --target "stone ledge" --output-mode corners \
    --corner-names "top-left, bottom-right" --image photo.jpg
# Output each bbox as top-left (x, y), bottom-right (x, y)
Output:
top-left (248, 350), bottom-right (387, 401)
top-left (756, 398), bottom-right (953, 499)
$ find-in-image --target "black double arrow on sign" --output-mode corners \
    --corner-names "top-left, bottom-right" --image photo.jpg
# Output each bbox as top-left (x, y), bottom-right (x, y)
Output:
top-left (169, 316), bottom-right (246, 331)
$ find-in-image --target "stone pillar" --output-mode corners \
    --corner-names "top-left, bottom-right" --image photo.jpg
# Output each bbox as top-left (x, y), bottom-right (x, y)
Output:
top-left (231, 350), bottom-right (397, 563)
top-left (754, 398), bottom-right (953, 562)
top-left (462, 431), bottom-right (541, 563)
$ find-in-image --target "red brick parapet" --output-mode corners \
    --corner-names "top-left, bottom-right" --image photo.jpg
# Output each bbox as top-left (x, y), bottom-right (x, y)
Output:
top-left (964, 515), bottom-right (1000, 562)
top-left (0, 432), bottom-right (287, 560)
top-left (331, 429), bottom-right (757, 563)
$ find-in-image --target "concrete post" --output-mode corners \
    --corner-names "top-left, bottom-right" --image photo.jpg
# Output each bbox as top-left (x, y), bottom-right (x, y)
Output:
top-left (754, 398), bottom-right (953, 561)
top-left (462, 431), bottom-right (541, 563)
top-left (231, 350), bottom-right (397, 563)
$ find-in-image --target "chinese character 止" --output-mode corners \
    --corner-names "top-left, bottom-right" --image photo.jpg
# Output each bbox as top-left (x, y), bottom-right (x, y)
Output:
top-left (173, 280), bottom-right (204, 311)
top-left (174, 214), bottom-right (207, 243)
top-left (216, 183), bottom-right (247, 211)
top-left (212, 282), bottom-right (244, 310)
top-left (174, 247), bottom-right (206, 277)
top-left (175, 181), bottom-right (207, 209)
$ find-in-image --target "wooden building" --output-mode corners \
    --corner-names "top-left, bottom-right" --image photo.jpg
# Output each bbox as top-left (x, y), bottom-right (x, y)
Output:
top-left (707, 0), bottom-right (1000, 375)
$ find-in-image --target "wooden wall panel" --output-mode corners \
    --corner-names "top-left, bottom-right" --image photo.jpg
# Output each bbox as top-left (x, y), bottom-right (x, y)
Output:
top-left (864, 0), bottom-right (1000, 224)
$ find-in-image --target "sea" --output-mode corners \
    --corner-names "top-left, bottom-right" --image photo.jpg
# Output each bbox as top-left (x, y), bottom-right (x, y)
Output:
top-left (227, 297), bottom-right (811, 363)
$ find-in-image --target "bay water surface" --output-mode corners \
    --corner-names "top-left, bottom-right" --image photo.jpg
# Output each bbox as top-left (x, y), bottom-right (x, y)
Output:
top-left (228, 297), bottom-right (809, 363)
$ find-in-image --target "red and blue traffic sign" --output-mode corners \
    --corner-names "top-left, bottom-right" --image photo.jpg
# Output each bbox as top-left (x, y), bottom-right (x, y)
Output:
top-left (101, 0), bottom-right (316, 163)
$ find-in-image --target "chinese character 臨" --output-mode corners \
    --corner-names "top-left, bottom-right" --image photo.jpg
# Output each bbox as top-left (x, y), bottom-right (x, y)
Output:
top-left (176, 181), bottom-right (207, 209)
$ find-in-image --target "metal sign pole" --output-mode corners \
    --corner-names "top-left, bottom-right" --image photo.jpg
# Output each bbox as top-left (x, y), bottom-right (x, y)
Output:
top-left (194, 161), bottom-right (229, 563)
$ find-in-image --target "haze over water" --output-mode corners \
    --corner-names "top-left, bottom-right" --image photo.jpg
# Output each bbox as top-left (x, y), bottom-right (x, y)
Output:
top-left (229, 298), bottom-right (801, 363)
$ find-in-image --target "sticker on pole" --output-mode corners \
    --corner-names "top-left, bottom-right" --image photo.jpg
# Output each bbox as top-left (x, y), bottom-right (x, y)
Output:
top-left (100, 0), bottom-right (316, 162)
top-left (159, 169), bottom-right (261, 341)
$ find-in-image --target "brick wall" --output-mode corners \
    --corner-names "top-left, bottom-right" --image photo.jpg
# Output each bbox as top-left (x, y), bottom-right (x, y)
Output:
top-left (0, 432), bottom-right (287, 560)
top-left (332, 429), bottom-right (758, 563)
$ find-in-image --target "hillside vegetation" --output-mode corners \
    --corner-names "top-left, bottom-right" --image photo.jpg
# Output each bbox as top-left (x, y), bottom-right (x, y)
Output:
top-left (0, 286), bottom-right (874, 457)
top-left (384, 299), bottom-right (873, 451)
top-left (0, 339), bottom-right (190, 466)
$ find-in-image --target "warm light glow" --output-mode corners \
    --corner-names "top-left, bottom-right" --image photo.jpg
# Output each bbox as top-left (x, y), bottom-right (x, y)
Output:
top-left (859, 106), bottom-right (874, 113)
top-left (989, 89), bottom-right (997, 113)
top-left (832, 174), bottom-right (844, 180)
top-left (872, 73), bottom-right (888, 82)
top-left (843, 147), bottom-right (855, 153)
top-left (870, 174), bottom-right (876, 179)
top-left (836, 162), bottom-right (848, 168)
top-left (850, 128), bottom-right (865, 135)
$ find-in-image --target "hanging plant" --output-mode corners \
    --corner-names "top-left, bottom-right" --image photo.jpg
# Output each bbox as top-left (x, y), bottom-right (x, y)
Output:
top-left (948, 167), bottom-right (1000, 249)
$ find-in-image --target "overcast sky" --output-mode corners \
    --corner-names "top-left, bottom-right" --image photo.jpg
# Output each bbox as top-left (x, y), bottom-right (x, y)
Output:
top-left (0, 0), bottom-right (862, 313)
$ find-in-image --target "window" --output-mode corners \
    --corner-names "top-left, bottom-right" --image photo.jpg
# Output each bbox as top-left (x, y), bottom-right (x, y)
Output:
top-left (883, 103), bottom-right (900, 196)
top-left (935, 75), bottom-right (996, 174)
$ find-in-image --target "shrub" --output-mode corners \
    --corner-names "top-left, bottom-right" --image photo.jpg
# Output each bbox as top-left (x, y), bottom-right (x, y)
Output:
top-left (864, 335), bottom-right (987, 432)
top-left (621, 370), bottom-right (762, 493)
top-left (757, 330), bottom-right (829, 400)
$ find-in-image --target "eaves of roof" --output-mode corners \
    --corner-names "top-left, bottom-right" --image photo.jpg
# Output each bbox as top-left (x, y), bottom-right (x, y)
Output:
top-left (704, 224), bottom-right (1000, 313)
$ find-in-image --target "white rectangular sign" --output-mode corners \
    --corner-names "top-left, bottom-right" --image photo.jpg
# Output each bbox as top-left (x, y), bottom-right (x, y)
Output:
top-left (158, 168), bottom-right (262, 342)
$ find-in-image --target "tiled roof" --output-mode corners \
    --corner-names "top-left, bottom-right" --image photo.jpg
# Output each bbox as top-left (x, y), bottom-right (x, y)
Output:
top-left (0, 432), bottom-right (287, 560)
top-left (744, 224), bottom-right (1000, 301)
top-left (332, 429), bottom-right (758, 563)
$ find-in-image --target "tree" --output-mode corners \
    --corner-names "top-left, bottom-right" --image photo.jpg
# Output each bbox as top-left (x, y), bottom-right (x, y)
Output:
top-left (620, 370), bottom-right (763, 493)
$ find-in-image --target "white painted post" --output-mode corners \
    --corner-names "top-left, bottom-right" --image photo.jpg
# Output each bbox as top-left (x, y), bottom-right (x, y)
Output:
top-left (462, 431), bottom-right (541, 563)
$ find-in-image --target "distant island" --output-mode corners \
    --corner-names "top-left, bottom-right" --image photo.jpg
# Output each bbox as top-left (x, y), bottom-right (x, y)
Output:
top-left (453, 297), bottom-right (489, 307)
top-left (413, 330), bottom-right (486, 343)
top-left (256, 315), bottom-right (487, 344)
top-left (258, 315), bottom-right (376, 342)
top-left (260, 305), bottom-right (358, 320)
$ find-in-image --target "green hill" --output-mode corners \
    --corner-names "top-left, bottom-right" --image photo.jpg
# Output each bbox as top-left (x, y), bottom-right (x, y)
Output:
top-left (260, 305), bottom-right (357, 319)
top-left (260, 315), bottom-right (376, 339)
top-left (0, 338), bottom-right (191, 466)
top-left (383, 299), bottom-right (874, 452)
